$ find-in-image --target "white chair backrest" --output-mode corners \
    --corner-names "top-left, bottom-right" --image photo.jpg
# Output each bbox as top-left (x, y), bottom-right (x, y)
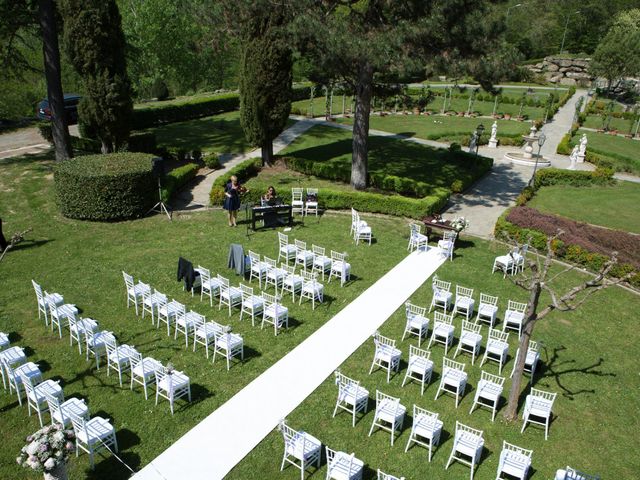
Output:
top-left (530, 388), bottom-right (557, 407)
top-left (130, 351), bottom-right (144, 370)
top-left (412, 404), bottom-right (439, 433)
top-left (264, 257), bottom-right (277, 269)
top-left (307, 188), bottom-right (318, 196)
top-left (334, 370), bottom-right (361, 393)
top-left (488, 328), bottom-right (510, 343)
top-left (262, 292), bottom-right (279, 306)
top-left (216, 275), bottom-right (230, 288)
top-left (528, 340), bottom-right (539, 353)
top-left (70, 414), bottom-right (89, 439)
top-left (508, 300), bottom-right (527, 313)
top-left (432, 278), bottom-right (451, 293)
top-left (198, 267), bottom-right (211, 284)
top-left (278, 420), bottom-right (307, 456)
top-left (45, 390), bottom-right (63, 416)
top-left (278, 232), bottom-right (289, 248)
top-left (455, 421), bottom-right (483, 446)
top-left (312, 244), bottom-right (325, 256)
top-left (301, 270), bottom-right (317, 282)
top-left (456, 285), bottom-right (474, 298)
top-left (502, 440), bottom-right (532, 461)
top-left (282, 264), bottom-right (296, 276)
top-left (20, 372), bottom-right (38, 396)
top-left (409, 223), bottom-right (422, 236)
top-left (376, 390), bottom-right (401, 415)
top-left (479, 293), bottom-right (498, 306)
top-left (443, 231), bottom-right (457, 242)
top-left (327, 447), bottom-right (359, 477)
top-left (294, 239), bottom-right (307, 251)
top-left (248, 251), bottom-right (261, 265)
top-left (32, 280), bottom-right (44, 300)
top-left (291, 188), bottom-right (303, 201)
top-left (373, 332), bottom-right (396, 350)
top-left (480, 370), bottom-right (505, 386)
top-left (433, 311), bottom-right (453, 326)
top-left (239, 283), bottom-right (254, 300)
top-left (443, 357), bottom-right (466, 372)
top-left (191, 312), bottom-right (206, 330)
top-left (408, 344), bottom-right (430, 362)
top-left (405, 302), bottom-right (427, 318)
top-left (103, 332), bottom-right (118, 355)
top-left (461, 320), bottom-right (481, 336)
top-left (519, 244), bottom-right (529, 256)
top-left (331, 251), bottom-right (347, 263)
top-left (122, 272), bottom-right (134, 289)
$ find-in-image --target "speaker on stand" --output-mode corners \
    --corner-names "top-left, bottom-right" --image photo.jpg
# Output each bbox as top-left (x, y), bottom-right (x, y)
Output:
top-left (147, 157), bottom-right (172, 220)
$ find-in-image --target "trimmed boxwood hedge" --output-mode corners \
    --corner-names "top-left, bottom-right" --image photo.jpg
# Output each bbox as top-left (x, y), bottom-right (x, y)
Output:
top-left (208, 158), bottom-right (450, 219)
top-left (161, 163), bottom-right (199, 202)
top-left (54, 153), bottom-right (156, 221)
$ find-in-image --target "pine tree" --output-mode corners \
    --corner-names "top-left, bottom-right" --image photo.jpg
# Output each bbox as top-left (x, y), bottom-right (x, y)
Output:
top-left (60, 0), bottom-right (133, 153)
top-left (238, 5), bottom-right (292, 167)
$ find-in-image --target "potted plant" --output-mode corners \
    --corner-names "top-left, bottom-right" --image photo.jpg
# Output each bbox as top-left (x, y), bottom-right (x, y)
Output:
top-left (17, 424), bottom-right (75, 480)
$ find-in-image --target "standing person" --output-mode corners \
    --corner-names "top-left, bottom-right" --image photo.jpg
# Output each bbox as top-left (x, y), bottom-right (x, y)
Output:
top-left (223, 175), bottom-right (246, 227)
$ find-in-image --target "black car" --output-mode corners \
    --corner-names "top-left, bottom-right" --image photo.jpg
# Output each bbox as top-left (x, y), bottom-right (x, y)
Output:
top-left (37, 94), bottom-right (82, 124)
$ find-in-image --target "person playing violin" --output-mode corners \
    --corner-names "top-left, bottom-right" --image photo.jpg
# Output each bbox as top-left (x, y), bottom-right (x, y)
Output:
top-left (223, 175), bottom-right (247, 227)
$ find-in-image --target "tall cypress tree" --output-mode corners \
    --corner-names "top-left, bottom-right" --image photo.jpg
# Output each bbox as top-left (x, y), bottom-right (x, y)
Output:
top-left (60, 0), bottom-right (133, 153)
top-left (238, 4), bottom-right (292, 167)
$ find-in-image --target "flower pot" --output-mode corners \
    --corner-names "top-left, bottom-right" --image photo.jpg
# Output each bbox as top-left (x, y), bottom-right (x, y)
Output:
top-left (44, 463), bottom-right (68, 480)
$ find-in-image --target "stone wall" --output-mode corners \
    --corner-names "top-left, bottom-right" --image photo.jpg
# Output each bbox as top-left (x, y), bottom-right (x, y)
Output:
top-left (527, 56), bottom-right (593, 86)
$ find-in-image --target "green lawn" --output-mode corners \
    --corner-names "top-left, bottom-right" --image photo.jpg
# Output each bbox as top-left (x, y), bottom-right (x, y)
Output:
top-left (245, 167), bottom-right (358, 194)
top-left (230, 237), bottom-right (640, 480)
top-left (0, 150), bottom-right (412, 479)
top-left (527, 182), bottom-right (640, 234)
top-left (148, 111), bottom-right (295, 154)
top-left (278, 124), bottom-right (487, 189)
top-left (336, 114), bottom-right (531, 143)
top-left (573, 129), bottom-right (640, 175)
top-left (582, 114), bottom-right (633, 133)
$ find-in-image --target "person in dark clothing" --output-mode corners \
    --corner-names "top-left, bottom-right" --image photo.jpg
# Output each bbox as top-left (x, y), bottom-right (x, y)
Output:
top-left (0, 218), bottom-right (7, 252)
top-left (223, 175), bottom-right (247, 227)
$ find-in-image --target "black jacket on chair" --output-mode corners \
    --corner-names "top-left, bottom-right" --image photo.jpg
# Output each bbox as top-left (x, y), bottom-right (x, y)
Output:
top-left (177, 257), bottom-right (199, 291)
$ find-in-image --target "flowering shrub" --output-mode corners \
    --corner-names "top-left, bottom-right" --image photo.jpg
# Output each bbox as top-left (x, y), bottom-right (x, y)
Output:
top-left (17, 424), bottom-right (75, 473)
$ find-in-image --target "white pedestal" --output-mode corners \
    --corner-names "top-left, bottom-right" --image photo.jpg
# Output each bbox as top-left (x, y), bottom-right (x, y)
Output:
top-left (488, 139), bottom-right (498, 148)
top-left (577, 153), bottom-right (586, 163)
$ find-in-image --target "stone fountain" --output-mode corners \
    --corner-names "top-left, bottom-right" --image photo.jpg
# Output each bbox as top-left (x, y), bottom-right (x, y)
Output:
top-left (504, 125), bottom-right (551, 167)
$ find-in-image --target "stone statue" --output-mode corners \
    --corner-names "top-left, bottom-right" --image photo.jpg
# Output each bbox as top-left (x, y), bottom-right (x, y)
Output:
top-left (569, 145), bottom-right (579, 169)
top-left (468, 132), bottom-right (477, 153)
top-left (577, 133), bottom-right (587, 163)
top-left (488, 121), bottom-right (498, 148)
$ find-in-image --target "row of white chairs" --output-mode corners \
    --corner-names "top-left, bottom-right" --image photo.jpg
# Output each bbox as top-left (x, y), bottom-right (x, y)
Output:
top-left (278, 233), bottom-right (351, 286)
top-left (351, 208), bottom-right (372, 245)
top-left (431, 278), bottom-right (529, 337)
top-left (333, 371), bottom-right (556, 479)
top-left (0, 338), bottom-right (118, 469)
top-left (291, 187), bottom-right (319, 216)
top-left (403, 304), bottom-right (541, 377)
top-left (33, 278), bottom-right (192, 414)
top-left (124, 272), bottom-right (246, 364)
top-left (408, 224), bottom-right (457, 261)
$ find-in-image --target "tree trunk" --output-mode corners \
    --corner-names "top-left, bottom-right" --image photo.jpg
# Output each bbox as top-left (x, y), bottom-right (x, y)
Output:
top-left (261, 141), bottom-right (274, 167)
top-left (503, 282), bottom-right (540, 421)
top-left (351, 63), bottom-right (373, 190)
top-left (38, 0), bottom-right (72, 162)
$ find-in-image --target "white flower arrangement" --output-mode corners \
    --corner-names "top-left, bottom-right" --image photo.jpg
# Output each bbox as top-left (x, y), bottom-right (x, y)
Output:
top-left (17, 424), bottom-right (75, 473)
top-left (450, 216), bottom-right (470, 232)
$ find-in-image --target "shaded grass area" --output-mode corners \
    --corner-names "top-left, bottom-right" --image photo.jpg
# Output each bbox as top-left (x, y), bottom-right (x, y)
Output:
top-left (0, 151), bottom-right (411, 479)
top-left (528, 182), bottom-right (640, 234)
top-left (229, 237), bottom-right (640, 480)
top-left (147, 111), bottom-right (295, 154)
top-left (278, 125), bottom-right (489, 190)
top-left (582, 114), bottom-right (632, 133)
top-left (573, 129), bottom-right (640, 175)
top-left (245, 166), bottom-right (358, 195)
top-left (336, 114), bottom-right (531, 143)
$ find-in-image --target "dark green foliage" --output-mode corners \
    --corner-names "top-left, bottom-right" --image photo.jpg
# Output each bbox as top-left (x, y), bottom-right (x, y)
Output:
top-left (516, 186), bottom-right (535, 206)
top-left (37, 121), bottom-right (53, 143)
top-left (130, 86), bottom-right (310, 130)
top-left (533, 167), bottom-right (615, 190)
top-left (556, 133), bottom-right (573, 155)
top-left (204, 154), bottom-right (220, 170)
top-left (54, 152), bottom-right (155, 220)
top-left (125, 132), bottom-right (157, 154)
top-left (60, 0), bottom-right (133, 152)
top-left (239, 5), bottom-right (293, 165)
top-left (70, 135), bottom-right (101, 153)
top-left (160, 163), bottom-right (199, 202)
top-left (150, 78), bottom-right (170, 101)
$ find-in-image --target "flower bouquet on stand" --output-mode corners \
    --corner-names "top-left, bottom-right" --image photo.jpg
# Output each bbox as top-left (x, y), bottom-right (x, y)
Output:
top-left (450, 216), bottom-right (470, 233)
top-left (17, 424), bottom-right (75, 480)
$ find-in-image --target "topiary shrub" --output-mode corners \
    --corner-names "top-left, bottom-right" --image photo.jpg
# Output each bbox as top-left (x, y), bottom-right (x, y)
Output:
top-left (54, 152), bottom-right (155, 221)
top-left (450, 179), bottom-right (464, 193)
top-left (151, 78), bottom-right (170, 101)
top-left (204, 153), bottom-right (220, 170)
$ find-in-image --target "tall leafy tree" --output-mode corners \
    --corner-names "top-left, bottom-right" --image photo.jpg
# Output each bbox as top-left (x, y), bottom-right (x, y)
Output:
top-left (0, 0), bottom-right (72, 161)
top-left (235, 1), bottom-right (293, 167)
top-left (293, 0), bottom-right (503, 189)
top-left (590, 9), bottom-right (640, 93)
top-left (60, 0), bottom-right (133, 153)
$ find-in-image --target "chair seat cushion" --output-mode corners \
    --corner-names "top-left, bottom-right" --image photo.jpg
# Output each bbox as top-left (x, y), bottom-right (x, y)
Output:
top-left (460, 331), bottom-right (482, 347)
top-left (329, 452), bottom-right (364, 480)
top-left (78, 417), bottom-right (115, 444)
top-left (43, 293), bottom-right (64, 306)
top-left (434, 290), bottom-right (452, 302)
top-left (414, 414), bottom-right (443, 438)
top-left (287, 431), bottom-right (321, 459)
top-left (455, 431), bottom-right (484, 457)
top-left (377, 398), bottom-right (406, 423)
top-left (158, 372), bottom-right (190, 391)
top-left (443, 368), bottom-right (467, 386)
top-left (0, 346), bottom-right (26, 366)
top-left (407, 314), bottom-right (429, 330)
top-left (244, 296), bottom-right (264, 309)
top-left (29, 380), bottom-right (63, 403)
top-left (216, 334), bottom-right (243, 350)
top-left (54, 398), bottom-right (88, 424)
top-left (487, 340), bottom-right (509, 356)
top-left (265, 304), bottom-right (289, 317)
top-left (433, 323), bottom-right (454, 338)
top-left (478, 304), bottom-right (498, 317)
top-left (133, 358), bottom-right (163, 378)
top-left (13, 362), bottom-right (41, 383)
top-left (408, 356), bottom-right (434, 374)
top-left (477, 379), bottom-right (503, 401)
top-left (339, 384), bottom-right (369, 404)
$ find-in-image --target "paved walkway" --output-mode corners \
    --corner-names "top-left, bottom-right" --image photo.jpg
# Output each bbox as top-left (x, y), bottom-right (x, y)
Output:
top-left (133, 247), bottom-right (446, 480)
top-left (172, 120), bottom-right (317, 211)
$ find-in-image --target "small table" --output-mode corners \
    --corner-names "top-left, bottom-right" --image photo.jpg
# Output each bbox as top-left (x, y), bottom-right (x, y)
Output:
top-left (422, 216), bottom-right (457, 236)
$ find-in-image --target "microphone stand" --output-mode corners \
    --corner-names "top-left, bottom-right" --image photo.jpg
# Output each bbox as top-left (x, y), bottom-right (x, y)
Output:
top-left (147, 176), bottom-right (172, 220)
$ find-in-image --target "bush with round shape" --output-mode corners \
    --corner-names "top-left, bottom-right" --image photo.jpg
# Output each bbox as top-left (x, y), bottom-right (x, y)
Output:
top-left (54, 152), bottom-right (155, 221)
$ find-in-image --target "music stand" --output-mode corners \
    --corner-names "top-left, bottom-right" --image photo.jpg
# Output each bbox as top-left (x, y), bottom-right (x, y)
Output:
top-left (241, 202), bottom-right (251, 240)
top-left (147, 157), bottom-right (172, 220)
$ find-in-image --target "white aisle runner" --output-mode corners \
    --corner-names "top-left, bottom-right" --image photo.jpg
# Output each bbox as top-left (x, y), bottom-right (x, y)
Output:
top-left (133, 248), bottom-right (445, 480)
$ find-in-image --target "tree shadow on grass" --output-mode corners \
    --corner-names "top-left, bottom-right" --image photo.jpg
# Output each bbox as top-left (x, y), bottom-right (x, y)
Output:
top-left (84, 448), bottom-right (141, 480)
top-left (3, 238), bottom-right (52, 254)
top-left (537, 345), bottom-right (616, 399)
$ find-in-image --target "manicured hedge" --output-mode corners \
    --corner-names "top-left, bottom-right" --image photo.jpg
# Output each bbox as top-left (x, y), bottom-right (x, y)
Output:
top-left (495, 207), bottom-right (639, 288)
top-left (533, 167), bottom-right (615, 190)
top-left (54, 153), bottom-right (155, 221)
top-left (132, 86), bottom-right (311, 130)
top-left (281, 151), bottom-right (492, 198)
top-left (161, 163), bottom-right (199, 202)
top-left (556, 133), bottom-right (572, 155)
